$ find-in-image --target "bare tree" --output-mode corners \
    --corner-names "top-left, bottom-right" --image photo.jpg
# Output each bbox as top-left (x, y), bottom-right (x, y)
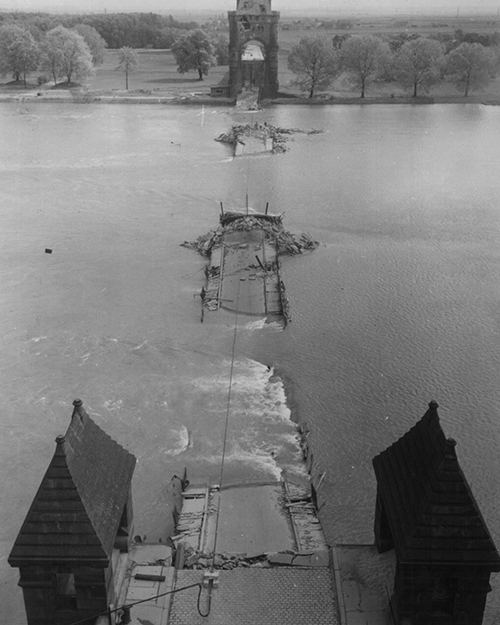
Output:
top-left (287, 36), bottom-right (339, 98)
top-left (341, 35), bottom-right (389, 98)
top-left (116, 47), bottom-right (139, 90)
top-left (446, 42), bottom-right (496, 96)
top-left (395, 37), bottom-right (444, 97)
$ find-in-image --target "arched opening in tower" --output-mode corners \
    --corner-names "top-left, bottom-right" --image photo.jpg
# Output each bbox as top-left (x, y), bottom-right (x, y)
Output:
top-left (241, 40), bottom-right (265, 90)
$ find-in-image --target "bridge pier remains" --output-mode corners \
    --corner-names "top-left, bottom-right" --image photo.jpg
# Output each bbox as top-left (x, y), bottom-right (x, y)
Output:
top-left (228, 0), bottom-right (280, 100)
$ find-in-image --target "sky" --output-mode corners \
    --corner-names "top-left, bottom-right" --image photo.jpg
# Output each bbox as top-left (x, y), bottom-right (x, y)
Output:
top-left (0, 0), bottom-right (498, 14)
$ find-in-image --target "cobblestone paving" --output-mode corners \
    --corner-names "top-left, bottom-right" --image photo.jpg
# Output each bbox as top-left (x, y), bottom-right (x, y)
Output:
top-left (169, 568), bottom-right (339, 625)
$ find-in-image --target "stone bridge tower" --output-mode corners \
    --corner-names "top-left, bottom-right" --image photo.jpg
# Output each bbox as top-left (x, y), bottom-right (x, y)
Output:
top-left (228, 0), bottom-right (280, 99)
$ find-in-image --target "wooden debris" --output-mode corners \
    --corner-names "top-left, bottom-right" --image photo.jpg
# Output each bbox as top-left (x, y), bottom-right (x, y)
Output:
top-left (214, 122), bottom-right (323, 154)
top-left (181, 215), bottom-right (319, 258)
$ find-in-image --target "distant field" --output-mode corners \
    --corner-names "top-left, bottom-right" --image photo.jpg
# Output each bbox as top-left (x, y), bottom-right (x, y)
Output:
top-left (87, 49), bottom-right (228, 94)
top-left (278, 14), bottom-right (500, 37)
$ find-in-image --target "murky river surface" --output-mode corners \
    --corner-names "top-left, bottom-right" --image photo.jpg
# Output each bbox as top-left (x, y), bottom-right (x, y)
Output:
top-left (0, 102), bottom-right (499, 623)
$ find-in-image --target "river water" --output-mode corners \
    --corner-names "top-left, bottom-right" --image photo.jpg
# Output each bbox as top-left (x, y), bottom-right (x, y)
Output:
top-left (0, 102), bottom-right (499, 623)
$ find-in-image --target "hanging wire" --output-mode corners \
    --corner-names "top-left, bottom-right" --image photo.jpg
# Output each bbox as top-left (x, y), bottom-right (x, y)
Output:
top-left (197, 581), bottom-right (212, 618)
top-left (211, 279), bottom-right (241, 564)
top-left (69, 214), bottom-right (247, 625)
top-left (65, 581), bottom-right (204, 625)
top-left (245, 151), bottom-right (251, 213)
top-left (66, 198), bottom-right (251, 625)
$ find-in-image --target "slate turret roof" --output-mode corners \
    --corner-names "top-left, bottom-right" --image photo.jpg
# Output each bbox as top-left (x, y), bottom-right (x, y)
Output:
top-left (373, 401), bottom-right (500, 569)
top-left (9, 399), bottom-right (136, 567)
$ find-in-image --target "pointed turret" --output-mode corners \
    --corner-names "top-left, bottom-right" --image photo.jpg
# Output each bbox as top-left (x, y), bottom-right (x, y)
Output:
top-left (373, 401), bottom-right (500, 624)
top-left (9, 399), bottom-right (136, 625)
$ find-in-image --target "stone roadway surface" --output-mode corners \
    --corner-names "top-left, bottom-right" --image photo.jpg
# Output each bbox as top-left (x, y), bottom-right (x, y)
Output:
top-left (169, 568), bottom-right (339, 625)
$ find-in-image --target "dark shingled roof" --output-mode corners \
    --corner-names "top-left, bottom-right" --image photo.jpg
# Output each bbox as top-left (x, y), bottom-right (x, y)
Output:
top-left (9, 400), bottom-right (136, 567)
top-left (373, 401), bottom-right (500, 569)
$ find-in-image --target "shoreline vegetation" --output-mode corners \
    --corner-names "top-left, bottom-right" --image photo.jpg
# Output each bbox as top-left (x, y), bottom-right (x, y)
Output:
top-left (2, 12), bottom-right (500, 107)
top-left (2, 66), bottom-right (499, 106)
top-left (2, 86), bottom-right (500, 106)
top-left (3, 61), bottom-right (500, 106)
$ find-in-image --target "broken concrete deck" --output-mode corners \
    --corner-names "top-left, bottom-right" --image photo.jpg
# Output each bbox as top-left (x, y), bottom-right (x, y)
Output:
top-left (205, 484), bottom-right (294, 555)
top-left (172, 480), bottom-right (328, 564)
top-left (101, 479), bottom-right (338, 625)
top-left (183, 211), bottom-right (317, 323)
top-left (204, 224), bottom-right (286, 324)
top-left (221, 230), bottom-right (282, 317)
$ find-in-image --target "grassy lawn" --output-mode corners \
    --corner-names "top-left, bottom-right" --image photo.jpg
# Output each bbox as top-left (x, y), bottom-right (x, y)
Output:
top-left (87, 49), bottom-right (228, 95)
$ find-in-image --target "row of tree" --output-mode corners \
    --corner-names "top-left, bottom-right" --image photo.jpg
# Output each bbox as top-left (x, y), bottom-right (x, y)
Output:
top-left (1, 19), bottom-right (497, 97)
top-left (288, 34), bottom-right (499, 98)
top-left (0, 21), bottom-right (226, 87)
top-left (0, 23), bottom-right (106, 86)
top-left (0, 12), bottom-right (197, 49)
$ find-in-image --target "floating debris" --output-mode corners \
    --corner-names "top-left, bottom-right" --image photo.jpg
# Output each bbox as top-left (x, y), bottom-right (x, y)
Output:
top-left (215, 122), bottom-right (323, 154)
top-left (183, 211), bottom-right (318, 324)
top-left (181, 214), bottom-right (318, 258)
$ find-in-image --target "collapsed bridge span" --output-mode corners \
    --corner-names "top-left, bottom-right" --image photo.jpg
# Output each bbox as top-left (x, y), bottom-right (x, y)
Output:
top-left (181, 206), bottom-right (318, 325)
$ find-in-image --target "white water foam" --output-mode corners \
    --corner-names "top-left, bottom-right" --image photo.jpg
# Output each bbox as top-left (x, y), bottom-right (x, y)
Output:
top-left (192, 358), bottom-right (302, 481)
top-left (29, 336), bottom-right (47, 343)
top-left (162, 425), bottom-right (192, 456)
top-left (103, 399), bottom-right (123, 412)
top-left (201, 446), bottom-right (282, 480)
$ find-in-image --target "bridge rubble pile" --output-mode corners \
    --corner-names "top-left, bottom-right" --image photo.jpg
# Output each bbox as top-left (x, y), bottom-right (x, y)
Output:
top-left (181, 214), bottom-right (318, 257)
top-left (215, 123), bottom-right (323, 154)
top-left (181, 548), bottom-right (271, 570)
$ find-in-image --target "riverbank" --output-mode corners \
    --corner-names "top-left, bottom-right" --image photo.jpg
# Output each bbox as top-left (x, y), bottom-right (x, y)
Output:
top-left (0, 87), bottom-right (234, 106)
top-left (2, 86), bottom-right (500, 106)
top-left (270, 93), bottom-right (500, 105)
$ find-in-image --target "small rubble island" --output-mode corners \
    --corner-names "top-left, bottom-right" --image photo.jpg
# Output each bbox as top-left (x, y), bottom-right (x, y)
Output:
top-left (215, 122), bottom-right (323, 154)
